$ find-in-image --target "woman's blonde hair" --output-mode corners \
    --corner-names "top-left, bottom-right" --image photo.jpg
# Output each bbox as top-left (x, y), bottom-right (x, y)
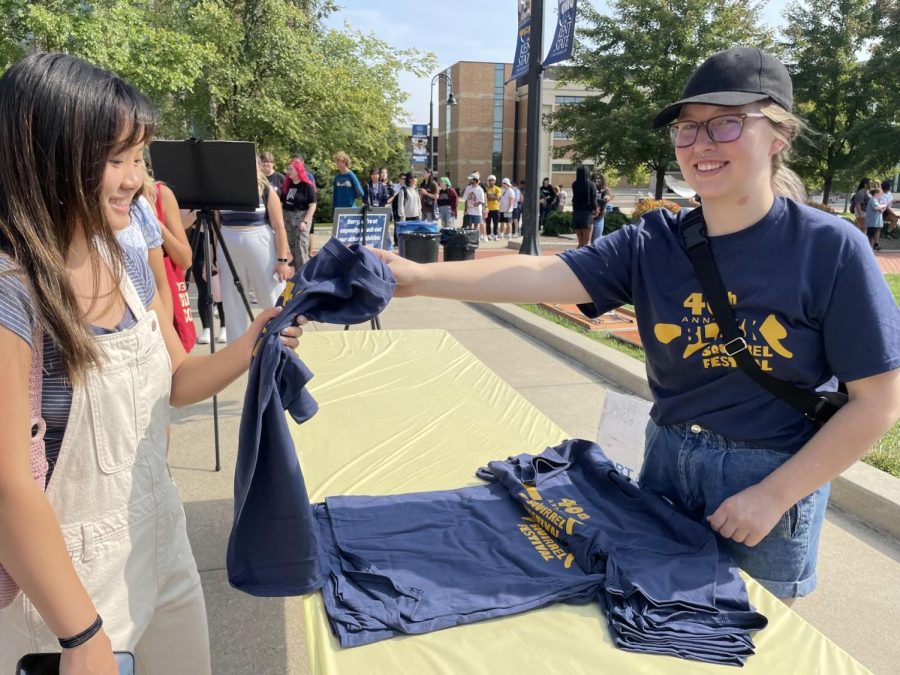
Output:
top-left (759, 102), bottom-right (808, 202)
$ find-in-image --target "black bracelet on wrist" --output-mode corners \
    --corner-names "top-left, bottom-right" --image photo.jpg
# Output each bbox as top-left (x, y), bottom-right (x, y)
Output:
top-left (277, 258), bottom-right (289, 263)
top-left (59, 613), bottom-right (103, 649)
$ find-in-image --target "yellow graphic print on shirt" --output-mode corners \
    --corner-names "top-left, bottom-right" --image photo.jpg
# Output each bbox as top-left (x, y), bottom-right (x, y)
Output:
top-left (514, 491), bottom-right (592, 569)
top-left (486, 185), bottom-right (502, 211)
top-left (653, 291), bottom-right (792, 372)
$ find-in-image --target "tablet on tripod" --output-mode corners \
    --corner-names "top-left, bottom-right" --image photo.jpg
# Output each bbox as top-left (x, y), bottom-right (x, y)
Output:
top-left (148, 139), bottom-right (262, 472)
top-left (149, 139), bottom-right (259, 211)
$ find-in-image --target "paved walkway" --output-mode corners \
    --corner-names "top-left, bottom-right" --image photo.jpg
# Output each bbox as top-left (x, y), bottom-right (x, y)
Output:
top-left (168, 230), bottom-right (900, 674)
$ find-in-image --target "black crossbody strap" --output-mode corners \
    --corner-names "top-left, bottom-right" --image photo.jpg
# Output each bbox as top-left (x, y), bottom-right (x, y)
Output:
top-left (679, 207), bottom-right (845, 425)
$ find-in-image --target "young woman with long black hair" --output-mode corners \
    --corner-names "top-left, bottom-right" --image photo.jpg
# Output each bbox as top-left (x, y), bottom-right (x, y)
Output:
top-left (0, 53), bottom-right (303, 674)
top-left (373, 48), bottom-right (900, 605)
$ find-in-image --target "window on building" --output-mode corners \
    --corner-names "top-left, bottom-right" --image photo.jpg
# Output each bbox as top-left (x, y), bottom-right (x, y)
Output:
top-left (552, 162), bottom-right (592, 173)
top-left (492, 63), bottom-right (504, 178)
top-left (552, 96), bottom-right (584, 141)
top-left (554, 95), bottom-right (585, 105)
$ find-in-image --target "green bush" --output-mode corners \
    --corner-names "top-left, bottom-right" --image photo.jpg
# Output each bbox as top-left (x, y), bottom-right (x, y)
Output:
top-left (603, 208), bottom-right (630, 234)
top-left (543, 210), bottom-right (574, 236)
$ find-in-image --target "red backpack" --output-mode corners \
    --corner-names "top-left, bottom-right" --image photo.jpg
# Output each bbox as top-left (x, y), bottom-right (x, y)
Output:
top-left (155, 183), bottom-right (197, 351)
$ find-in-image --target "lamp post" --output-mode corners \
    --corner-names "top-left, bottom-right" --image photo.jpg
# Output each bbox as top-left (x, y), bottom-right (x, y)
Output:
top-left (428, 72), bottom-right (457, 175)
top-left (519, 0), bottom-right (544, 256)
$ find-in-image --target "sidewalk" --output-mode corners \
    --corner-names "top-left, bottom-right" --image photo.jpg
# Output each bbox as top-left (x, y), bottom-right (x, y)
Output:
top-left (169, 230), bottom-right (900, 675)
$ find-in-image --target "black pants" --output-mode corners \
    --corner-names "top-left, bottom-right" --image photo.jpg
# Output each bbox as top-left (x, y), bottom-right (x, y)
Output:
top-left (190, 226), bottom-right (225, 330)
top-left (486, 210), bottom-right (500, 236)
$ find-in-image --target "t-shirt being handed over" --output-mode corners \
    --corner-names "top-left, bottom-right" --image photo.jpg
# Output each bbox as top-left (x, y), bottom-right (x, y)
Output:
top-left (228, 238), bottom-right (395, 597)
top-left (559, 197), bottom-right (900, 451)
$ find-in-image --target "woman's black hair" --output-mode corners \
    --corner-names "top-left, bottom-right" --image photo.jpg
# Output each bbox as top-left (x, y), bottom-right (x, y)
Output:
top-left (574, 166), bottom-right (591, 187)
top-left (0, 53), bottom-right (155, 380)
top-left (856, 177), bottom-right (871, 191)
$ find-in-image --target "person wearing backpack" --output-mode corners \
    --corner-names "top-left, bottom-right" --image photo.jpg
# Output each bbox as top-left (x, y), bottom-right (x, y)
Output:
top-left (371, 47), bottom-right (900, 606)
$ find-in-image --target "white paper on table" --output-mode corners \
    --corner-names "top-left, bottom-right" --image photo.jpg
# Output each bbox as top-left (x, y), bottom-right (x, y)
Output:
top-left (596, 390), bottom-right (653, 482)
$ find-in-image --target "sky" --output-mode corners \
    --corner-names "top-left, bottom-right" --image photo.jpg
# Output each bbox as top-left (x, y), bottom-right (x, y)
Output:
top-left (324, 1), bottom-right (790, 126)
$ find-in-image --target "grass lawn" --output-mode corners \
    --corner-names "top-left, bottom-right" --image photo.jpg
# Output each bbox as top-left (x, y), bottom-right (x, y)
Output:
top-left (885, 274), bottom-right (900, 302)
top-left (521, 290), bottom-right (900, 478)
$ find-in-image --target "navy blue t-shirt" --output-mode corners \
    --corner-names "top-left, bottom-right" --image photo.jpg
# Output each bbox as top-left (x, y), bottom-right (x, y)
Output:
top-left (559, 198), bottom-right (900, 450)
top-left (480, 439), bottom-right (766, 666)
top-left (314, 480), bottom-right (605, 647)
top-left (227, 239), bottom-right (395, 596)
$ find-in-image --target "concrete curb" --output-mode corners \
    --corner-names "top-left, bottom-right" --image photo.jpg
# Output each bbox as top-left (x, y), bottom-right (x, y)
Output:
top-left (473, 302), bottom-right (900, 543)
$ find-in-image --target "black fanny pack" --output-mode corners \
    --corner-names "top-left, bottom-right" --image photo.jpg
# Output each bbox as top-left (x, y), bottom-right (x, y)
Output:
top-left (680, 207), bottom-right (847, 426)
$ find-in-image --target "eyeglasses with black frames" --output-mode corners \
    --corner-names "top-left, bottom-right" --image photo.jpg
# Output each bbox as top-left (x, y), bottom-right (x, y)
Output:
top-left (668, 113), bottom-right (767, 148)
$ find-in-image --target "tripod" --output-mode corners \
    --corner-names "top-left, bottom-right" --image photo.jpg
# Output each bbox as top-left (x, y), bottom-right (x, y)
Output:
top-left (188, 209), bottom-right (255, 471)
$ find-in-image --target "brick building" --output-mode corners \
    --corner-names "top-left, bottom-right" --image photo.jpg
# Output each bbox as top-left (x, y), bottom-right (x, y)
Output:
top-left (437, 61), bottom-right (601, 191)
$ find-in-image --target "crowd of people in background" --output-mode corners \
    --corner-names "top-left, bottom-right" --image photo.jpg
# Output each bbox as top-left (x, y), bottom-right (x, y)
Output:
top-left (152, 150), bottom-right (894, 351)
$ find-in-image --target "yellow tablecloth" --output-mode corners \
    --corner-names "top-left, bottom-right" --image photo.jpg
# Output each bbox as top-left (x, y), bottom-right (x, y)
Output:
top-left (294, 329), bottom-right (868, 675)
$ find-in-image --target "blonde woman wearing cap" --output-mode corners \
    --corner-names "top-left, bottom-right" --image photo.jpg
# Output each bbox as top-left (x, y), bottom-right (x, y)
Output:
top-left (373, 47), bottom-right (900, 604)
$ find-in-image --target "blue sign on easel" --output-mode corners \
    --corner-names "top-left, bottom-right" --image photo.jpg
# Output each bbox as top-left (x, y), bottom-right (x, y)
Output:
top-left (333, 207), bottom-right (392, 250)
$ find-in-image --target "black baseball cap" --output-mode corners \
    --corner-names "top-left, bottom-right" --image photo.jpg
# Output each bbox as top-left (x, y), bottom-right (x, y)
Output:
top-left (653, 48), bottom-right (792, 129)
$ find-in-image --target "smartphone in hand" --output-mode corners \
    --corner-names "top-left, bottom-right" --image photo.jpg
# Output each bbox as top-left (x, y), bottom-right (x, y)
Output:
top-left (16, 651), bottom-right (135, 674)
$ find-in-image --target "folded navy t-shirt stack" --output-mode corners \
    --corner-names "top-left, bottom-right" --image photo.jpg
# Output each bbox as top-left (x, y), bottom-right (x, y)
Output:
top-left (480, 439), bottom-right (768, 666)
top-left (313, 481), bottom-right (605, 647)
top-left (227, 238), bottom-right (395, 597)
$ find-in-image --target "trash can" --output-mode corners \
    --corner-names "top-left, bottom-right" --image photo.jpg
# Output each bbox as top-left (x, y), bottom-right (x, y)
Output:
top-left (442, 228), bottom-right (479, 262)
top-left (397, 221), bottom-right (440, 263)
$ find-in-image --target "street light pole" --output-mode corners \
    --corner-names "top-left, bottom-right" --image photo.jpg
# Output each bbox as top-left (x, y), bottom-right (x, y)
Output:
top-left (428, 72), bottom-right (456, 175)
top-left (519, 0), bottom-right (544, 256)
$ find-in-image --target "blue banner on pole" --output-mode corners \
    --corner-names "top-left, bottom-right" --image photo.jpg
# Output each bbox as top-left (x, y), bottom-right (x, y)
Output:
top-left (411, 124), bottom-right (428, 165)
top-left (542, 0), bottom-right (576, 68)
top-left (508, 1), bottom-right (532, 82)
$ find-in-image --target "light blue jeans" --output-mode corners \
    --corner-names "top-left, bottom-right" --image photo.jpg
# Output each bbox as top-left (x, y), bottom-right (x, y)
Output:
top-left (639, 420), bottom-right (828, 598)
top-left (438, 205), bottom-right (455, 227)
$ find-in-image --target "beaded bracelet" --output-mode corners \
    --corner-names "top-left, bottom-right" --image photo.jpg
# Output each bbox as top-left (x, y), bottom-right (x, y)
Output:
top-left (58, 614), bottom-right (103, 649)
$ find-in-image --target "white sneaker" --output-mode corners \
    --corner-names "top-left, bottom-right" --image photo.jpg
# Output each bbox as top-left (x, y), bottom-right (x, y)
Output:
top-left (197, 327), bottom-right (211, 344)
top-left (479, 235), bottom-right (485, 241)
top-left (216, 327), bottom-right (228, 343)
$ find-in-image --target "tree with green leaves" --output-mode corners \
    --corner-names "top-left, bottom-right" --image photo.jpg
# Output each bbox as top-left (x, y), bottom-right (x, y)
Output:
top-left (783, 0), bottom-right (897, 204)
top-left (547, 0), bottom-right (774, 198)
top-left (0, 0), bottom-right (433, 178)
